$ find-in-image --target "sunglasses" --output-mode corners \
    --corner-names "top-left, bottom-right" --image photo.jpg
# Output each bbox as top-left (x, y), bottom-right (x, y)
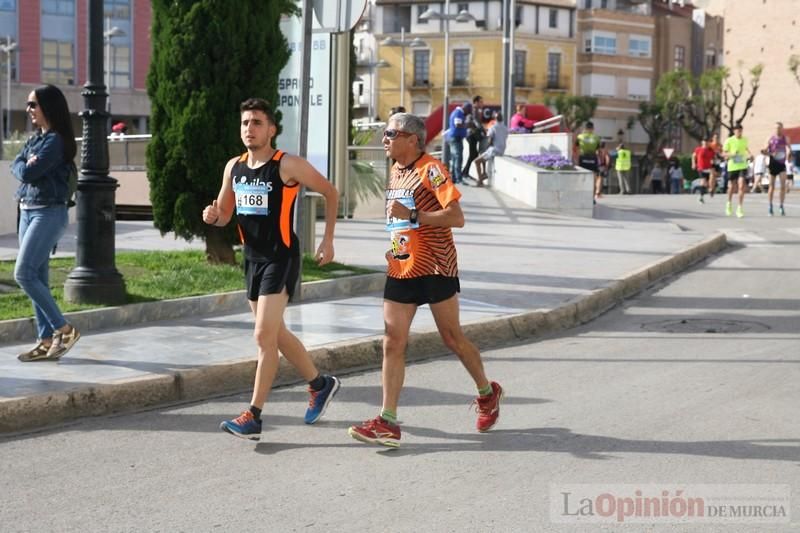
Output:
top-left (26, 101), bottom-right (38, 109)
top-left (383, 129), bottom-right (414, 140)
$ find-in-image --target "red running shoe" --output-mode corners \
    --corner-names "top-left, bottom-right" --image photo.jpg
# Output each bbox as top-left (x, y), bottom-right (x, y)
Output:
top-left (348, 416), bottom-right (401, 448)
top-left (474, 381), bottom-right (503, 432)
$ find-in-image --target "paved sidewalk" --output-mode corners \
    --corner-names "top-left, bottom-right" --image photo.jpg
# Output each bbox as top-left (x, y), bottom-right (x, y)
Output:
top-left (0, 187), bottom-right (726, 432)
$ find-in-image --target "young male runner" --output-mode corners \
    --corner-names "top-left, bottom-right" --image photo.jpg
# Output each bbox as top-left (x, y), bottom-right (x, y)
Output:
top-left (691, 138), bottom-right (715, 203)
top-left (348, 113), bottom-right (503, 448)
top-left (723, 124), bottom-right (753, 218)
top-left (765, 122), bottom-right (791, 216)
top-left (202, 98), bottom-right (341, 441)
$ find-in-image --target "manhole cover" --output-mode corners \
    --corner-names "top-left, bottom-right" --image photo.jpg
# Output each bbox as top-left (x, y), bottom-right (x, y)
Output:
top-left (641, 318), bottom-right (771, 334)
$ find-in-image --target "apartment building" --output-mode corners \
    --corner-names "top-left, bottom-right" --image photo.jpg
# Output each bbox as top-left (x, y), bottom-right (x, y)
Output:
top-left (576, 0), bottom-right (655, 151)
top-left (652, 0), bottom-right (723, 151)
top-left (370, 0), bottom-right (577, 122)
top-left (0, 0), bottom-right (151, 137)
top-left (703, 0), bottom-right (799, 147)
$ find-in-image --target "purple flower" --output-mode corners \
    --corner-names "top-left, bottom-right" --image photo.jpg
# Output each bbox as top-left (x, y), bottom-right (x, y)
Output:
top-left (516, 154), bottom-right (575, 171)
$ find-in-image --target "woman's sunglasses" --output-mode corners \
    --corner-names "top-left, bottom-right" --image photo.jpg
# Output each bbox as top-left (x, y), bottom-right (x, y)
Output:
top-left (383, 129), bottom-right (414, 140)
top-left (26, 101), bottom-right (38, 109)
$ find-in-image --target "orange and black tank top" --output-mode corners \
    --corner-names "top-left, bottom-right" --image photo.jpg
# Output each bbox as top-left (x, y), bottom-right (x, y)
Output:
top-left (231, 150), bottom-right (300, 261)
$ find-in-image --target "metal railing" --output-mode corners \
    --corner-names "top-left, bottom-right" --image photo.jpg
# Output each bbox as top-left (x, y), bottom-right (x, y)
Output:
top-left (3, 133), bottom-right (150, 170)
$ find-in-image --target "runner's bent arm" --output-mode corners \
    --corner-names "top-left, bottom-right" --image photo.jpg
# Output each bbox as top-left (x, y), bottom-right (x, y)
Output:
top-left (387, 198), bottom-right (464, 228)
top-left (203, 157), bottom-right (237, 226)
top-left (280, 154), bottom-right (339, 265)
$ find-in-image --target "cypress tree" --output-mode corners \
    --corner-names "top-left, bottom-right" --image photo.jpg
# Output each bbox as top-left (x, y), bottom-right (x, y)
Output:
top-left (147, 0), bottom-right (298, 263)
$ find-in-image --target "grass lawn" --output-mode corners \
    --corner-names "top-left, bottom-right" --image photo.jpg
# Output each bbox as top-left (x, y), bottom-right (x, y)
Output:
top-left (0, 250), bottom-right (374, 321)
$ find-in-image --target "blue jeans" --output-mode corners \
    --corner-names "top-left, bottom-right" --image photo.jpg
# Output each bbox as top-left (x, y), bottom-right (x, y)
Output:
top-left (449, 139), bottom-right (464, 183)
top-left (670, 178), bottom-right (682, 194)
top-left (15, 205), bottom-right (69, 340)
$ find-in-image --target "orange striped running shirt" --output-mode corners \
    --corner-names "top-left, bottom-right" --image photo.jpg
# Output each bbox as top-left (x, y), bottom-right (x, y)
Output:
top-left (385, 152), bottom-right (462, 279)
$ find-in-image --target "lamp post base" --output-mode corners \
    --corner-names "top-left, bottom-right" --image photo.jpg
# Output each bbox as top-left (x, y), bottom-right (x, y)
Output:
top-left (64, 268), bottom-right (126, 305)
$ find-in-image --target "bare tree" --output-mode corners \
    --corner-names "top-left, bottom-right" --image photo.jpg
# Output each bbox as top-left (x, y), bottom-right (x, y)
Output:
top-left (721, 63), bottom-right (764, 136)
top-left (790, 55), bottom-right (800, 86)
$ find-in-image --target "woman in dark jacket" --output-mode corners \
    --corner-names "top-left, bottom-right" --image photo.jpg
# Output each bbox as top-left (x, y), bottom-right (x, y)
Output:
top-left (12, 84), bottom-right (81, 362)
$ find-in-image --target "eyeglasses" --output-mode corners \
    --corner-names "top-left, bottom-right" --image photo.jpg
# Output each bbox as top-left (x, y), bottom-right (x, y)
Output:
top-left (383, 129), bottom-right (414, 140)
top-left (26, 101), bottom-right (38, 110)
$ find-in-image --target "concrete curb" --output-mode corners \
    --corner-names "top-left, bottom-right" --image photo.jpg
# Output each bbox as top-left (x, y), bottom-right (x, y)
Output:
top-left (0, 233), bottom-right (727, 433)
top-left (0, 272), bottom-right (385, 345)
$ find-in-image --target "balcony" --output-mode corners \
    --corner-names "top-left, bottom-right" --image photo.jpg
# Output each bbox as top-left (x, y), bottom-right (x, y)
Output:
top-left (451, 78), bottom-right (470, 87)
top-left (544, 76), bottom-right (570, 92)
top-left (411, 79), bottom-right (432, 90)
top-left (513, 74), bottom-right (535, 89)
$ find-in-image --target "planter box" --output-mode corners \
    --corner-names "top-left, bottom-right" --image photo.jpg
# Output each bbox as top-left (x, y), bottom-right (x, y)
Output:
top-left (493, 156), bottom-right (594, 212)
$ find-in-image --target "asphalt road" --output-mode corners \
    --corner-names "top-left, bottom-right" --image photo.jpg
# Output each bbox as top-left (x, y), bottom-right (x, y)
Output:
top-left (1, 195), bottom-right (798, 532)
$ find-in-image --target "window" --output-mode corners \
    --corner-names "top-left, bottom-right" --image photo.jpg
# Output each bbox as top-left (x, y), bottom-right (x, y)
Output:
top-left (412, 101), bottom-right (431, 116)
top-left (549, 9), bottom-right (558, 29)
top-left (515, 5), bottom-right (523, 26)
top-left (547, 53), bottom-right (561, 88)
top-left (457, 3), bottom-right (468, 13)
top-left (584, 32), bottom-right (616, 55)
top-left (0, 36), bottom-right (17, 80)
top-left (42, 40), bottom-right (74, 85)
top-left (452, 49), bottom-right (469, 85)
top-left (628, 35), bottom-right (651, 57)
top-left (384, 5), bottom-right (411, 33)
top-left (413, 49), bottom-right (430, 86)
top-left (705, 48), bottom-right (717, 67)
top-left (0, 0), bottom-right (15, 11)
top-left (110, 44), bottom-right (131, 88)
top-left (42, 0), bottom-right (74, 16)
top-left (627, 77), bottom-right (650, 100)
top-left (674, 45), bottom-right (685, 69)
top-left (581, 73), bottom-right (615, 98)
top-left (417, 4), bottom-right (428, 23)
top-left (104, 0), bottom-right (131, 19)
top-left (513, 50), bottom-right (527, 86)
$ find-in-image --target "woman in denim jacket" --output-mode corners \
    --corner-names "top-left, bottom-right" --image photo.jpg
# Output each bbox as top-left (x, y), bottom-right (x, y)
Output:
top-left (12, 84), bottom-right (81, 361)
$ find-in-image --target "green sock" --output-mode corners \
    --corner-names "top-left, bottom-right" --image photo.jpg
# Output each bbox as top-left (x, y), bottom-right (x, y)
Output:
top-left (380, 409), bottom-right (397, 425)
top-left (478, 384), bottom-right (493, 397)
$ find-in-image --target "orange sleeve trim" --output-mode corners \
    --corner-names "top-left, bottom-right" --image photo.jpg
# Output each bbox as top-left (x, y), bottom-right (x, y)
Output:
top-left (280, 185), bottom-right (299, 248)
top-left (272, 150), bottom-right (284, 161)
top-left (237, 224), bottom-right (245, 245)
top-left (238, 152), bottom-right (248, 163)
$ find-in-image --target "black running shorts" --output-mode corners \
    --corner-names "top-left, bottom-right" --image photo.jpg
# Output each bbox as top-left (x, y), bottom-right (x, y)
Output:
top-left (384, 275), bottom-right (460, 306)
top-left (728, 169), bottom-right (746, 180)
top-left (579, 155), bottom-right (598, 173)
top-left (245, 255), bottom-right (299, 301)
top-left (768, 158), bottom-right (787, 177)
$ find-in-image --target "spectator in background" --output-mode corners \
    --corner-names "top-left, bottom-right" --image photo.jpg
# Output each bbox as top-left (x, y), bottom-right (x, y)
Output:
top-left (444, 100), bottom-right (472, 184)
top-left (650, 160), bottom-right (665, 194)
top-left (751, 149), bottom-right (768, 193)
top-left (110, 121), bottom-right (127, 140)
top-left (509, 104), bottom-right (535, 132)
top-left (668, 158), bottom-right (684, 195)
top-left (462, 95), bottom-right (485, 181)
top-left (615, 143), bottom-right (632, 194)
top-left (474, 111), bottom-right (508, 187)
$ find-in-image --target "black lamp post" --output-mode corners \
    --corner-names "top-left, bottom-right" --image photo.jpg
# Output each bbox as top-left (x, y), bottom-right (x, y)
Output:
top-left (64, 0), bottom-right (125, 304)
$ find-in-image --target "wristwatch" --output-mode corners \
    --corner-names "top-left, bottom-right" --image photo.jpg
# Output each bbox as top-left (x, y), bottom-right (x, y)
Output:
top-left (409, 208), bottom-right (418, 224)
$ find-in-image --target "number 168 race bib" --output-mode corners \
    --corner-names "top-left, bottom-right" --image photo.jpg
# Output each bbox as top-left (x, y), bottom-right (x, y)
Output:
top-left (234, 184), bottom-right (269, 216)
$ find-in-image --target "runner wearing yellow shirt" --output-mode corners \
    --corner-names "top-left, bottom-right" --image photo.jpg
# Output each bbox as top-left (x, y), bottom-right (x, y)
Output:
top-left (723, 124), bottom-right (753, 218)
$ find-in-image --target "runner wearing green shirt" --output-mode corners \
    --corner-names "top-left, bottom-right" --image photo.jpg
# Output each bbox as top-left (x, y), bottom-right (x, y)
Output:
top-left (576, 122), bottom-right (601, 203)
top-left (723, 124), bottom-right (753, 218)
